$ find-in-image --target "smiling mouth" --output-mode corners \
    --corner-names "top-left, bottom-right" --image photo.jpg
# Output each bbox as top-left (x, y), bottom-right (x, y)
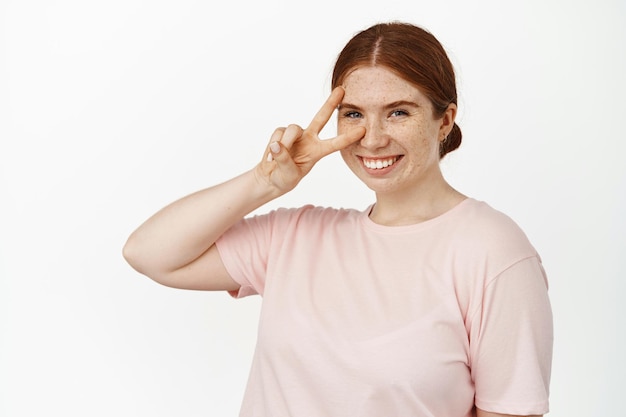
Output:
top-left (361, 156), bottom-right (401, 170)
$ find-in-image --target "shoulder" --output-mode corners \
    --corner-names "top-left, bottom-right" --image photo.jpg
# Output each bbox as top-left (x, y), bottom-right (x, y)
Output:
top-left (457, 199), bottom-right (527, 232)
top-left (451, 199), bottom-right (539, 277)
top-left (447, 199), bottom-right (547, 321)
top-left (456, 199), bottom-right (534, 249)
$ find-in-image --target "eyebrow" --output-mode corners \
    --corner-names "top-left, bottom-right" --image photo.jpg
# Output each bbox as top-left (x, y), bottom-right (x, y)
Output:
top-left (338, 100), bottom-right (420, 111)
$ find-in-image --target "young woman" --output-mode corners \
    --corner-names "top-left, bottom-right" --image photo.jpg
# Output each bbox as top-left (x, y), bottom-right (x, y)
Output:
top-left (124, 22), bottom-right (553, 417)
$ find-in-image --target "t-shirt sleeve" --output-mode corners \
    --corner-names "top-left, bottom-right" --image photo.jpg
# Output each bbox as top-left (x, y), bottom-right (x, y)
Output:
top-left (469, 255), bottom-right (553, 415)
top-left (215, 212), bottom-right (274, 298)
top-left (215, 207), bottom-right (307, 298)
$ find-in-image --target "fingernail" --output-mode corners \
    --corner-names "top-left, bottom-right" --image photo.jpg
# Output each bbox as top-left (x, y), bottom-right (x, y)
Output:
top-left (266, 153), bottom-right (273, 162)
top-left (269, 142), bottom-right (280, 154)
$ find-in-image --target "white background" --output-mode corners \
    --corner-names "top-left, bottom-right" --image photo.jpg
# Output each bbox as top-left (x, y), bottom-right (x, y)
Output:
top-left (1, 0), bottom-right (624, 416)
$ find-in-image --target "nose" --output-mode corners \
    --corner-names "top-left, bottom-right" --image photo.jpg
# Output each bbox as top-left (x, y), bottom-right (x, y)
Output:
top-left (359, 118), bottom-right (389, 150)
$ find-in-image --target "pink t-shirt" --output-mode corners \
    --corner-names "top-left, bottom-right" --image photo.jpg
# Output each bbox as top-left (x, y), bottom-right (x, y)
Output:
top-left (216, 198), bottom-right (552, 417)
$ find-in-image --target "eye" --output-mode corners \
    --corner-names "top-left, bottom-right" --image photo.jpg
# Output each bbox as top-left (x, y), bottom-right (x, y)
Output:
top-left (342, 111), bottom-right (362, 119)
top-left (390, 109), bottom-right (409, 117)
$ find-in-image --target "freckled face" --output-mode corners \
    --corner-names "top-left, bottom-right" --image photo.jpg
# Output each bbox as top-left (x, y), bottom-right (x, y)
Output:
top-left (338, 66), bottom-right (446, 196)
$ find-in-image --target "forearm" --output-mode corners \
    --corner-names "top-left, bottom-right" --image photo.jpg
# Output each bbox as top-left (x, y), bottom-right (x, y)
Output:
top-left (123, 167), bottom-right (279, 277)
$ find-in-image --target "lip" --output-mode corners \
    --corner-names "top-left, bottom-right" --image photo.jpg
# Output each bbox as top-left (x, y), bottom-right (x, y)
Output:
top-left (358, 155), bottom-right (403, 175)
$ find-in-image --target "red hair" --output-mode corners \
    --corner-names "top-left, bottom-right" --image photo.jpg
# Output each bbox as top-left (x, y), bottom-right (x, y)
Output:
top-left (332, 22), bottom-right (461, 158)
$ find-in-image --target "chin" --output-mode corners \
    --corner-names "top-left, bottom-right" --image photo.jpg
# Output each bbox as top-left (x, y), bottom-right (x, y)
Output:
top-left (358, 177), bottom-right (402, 195)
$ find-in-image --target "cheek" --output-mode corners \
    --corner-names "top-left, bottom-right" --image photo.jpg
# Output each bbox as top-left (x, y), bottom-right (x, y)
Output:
top-left (339, 147), bottom-right (352, 162)
top-left (339, 147), bottom-right (362, 174)
top-left (397, 121), bottom-right (437, 149)
top-left (336, 119), bottom-right (353, 135)
top-left (389, 123), bottom-right (422, 146)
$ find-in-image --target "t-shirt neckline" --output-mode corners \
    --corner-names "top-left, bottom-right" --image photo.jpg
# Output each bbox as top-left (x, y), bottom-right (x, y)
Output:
top-left (360, 197), bottom-right (474, 234)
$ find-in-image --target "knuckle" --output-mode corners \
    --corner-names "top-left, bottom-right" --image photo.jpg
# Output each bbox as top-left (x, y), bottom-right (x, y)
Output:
top-left (270, 128), bottom-right (286, 141)
top-left (286, 124), bottom-right (303, 134)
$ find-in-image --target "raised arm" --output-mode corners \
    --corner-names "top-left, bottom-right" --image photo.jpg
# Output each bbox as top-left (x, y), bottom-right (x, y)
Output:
top-left (122, 88), bottom-right (365, 290)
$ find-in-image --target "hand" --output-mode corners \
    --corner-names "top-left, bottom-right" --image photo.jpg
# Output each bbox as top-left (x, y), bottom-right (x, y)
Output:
top-left (255, 87), bottom-right (366, 194)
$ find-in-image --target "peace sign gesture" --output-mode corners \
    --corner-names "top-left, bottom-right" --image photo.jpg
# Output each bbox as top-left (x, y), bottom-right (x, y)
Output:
top-left (255, 87), bottom-right (365, 195)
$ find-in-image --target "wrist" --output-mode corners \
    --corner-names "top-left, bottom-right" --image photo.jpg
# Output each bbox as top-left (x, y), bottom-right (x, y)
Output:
top-left (250, 163), bottom-right (291, 201)
top-left (247, 165), bottom-right (286, 202)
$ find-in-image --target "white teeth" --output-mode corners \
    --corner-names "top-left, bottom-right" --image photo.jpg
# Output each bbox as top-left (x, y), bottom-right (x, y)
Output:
top-left (363, 157), bottom-right (398, 170)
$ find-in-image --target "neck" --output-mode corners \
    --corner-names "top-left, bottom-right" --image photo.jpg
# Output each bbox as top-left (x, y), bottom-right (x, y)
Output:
top-left (370, 178), bottom-right (466, 226)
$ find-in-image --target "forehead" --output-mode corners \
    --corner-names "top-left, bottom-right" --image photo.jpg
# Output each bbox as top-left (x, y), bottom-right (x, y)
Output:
top-left (341, 66), bottom-right (427, 106)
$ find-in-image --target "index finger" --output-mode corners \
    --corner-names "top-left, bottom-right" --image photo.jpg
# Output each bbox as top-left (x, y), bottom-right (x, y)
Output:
top-left (306, 87), bottom-right (345, 134)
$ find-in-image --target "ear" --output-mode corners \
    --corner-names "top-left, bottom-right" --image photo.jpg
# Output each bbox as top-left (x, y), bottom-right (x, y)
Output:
top-left (439, 103), bottom-right (457, 139)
